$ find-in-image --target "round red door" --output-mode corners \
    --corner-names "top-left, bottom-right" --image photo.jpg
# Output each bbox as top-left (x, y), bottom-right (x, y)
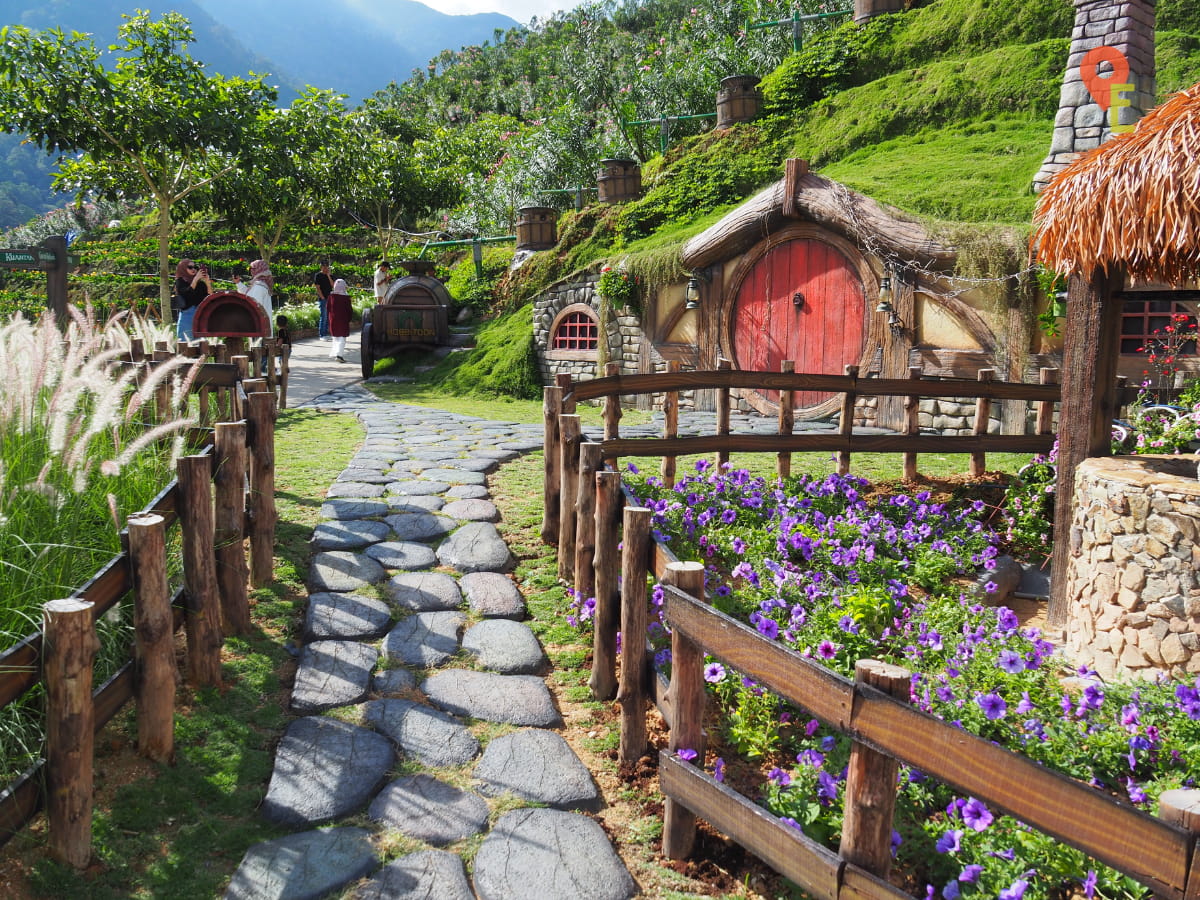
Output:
top-left (732, 238), bottom-right (866, 410)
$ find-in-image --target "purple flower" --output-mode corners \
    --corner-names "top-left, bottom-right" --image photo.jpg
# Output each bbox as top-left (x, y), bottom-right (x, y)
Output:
top-left (1125, 777), bottom-right (1148, 804)
top-left (713, 757), bottom-right (725, 783)
top-left (943, 882), bottom-right (961, 900)
top-left (890, 829), bottom-right (902, 857)
top-left (959, 864), bottom-right (983, 883)
top-left (780, 816), bottom-right (802, 831)
top-left (704, 662), bottom-right (726, 683)
top-left (961, 797), bottom-right (993, 831)
top-left (996, 607), bottom-right (1019, 631)
top-left (677, 747), bottom-right (698, 762)
top-left (816, 770), bottom-right (838, 804)
top-left (816, 640), bottom-right (838, 660)
top-left (1016, 691), bottom-right (1035, 714)
top-left (999, 879), bottom-right (1029, 900)
top-left (997, 649), bottom-right (1025, 675)
top-left (935, 829), bottom-right (963, 853)
top-left (977, 692), bottom-right (1007, 720)
top-left (757, 617), bottom-right (780, 640)
top-left (1082, 869), bottom-right (1097, 899)
top-left (768, 767), bottom-right (791, 787)
top-left (797, 748), bottom-right (825, 768)
top-left (626, 462), bottom-right (639, 474)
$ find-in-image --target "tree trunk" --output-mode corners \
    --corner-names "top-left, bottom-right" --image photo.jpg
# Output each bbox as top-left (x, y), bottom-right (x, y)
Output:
top-left (157, 198), bottom-right (173, 322)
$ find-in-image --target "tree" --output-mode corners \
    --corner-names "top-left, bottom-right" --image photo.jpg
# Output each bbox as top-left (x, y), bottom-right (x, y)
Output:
top-left (0, 11), bottom-right (276, 319)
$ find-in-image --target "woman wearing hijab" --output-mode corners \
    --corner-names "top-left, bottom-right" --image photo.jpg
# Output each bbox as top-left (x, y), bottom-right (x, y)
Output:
top-left (238, 259), bottom-right (275, 336)
top-left (174, 258), bottom-right (211, 341)
top-left (328, 277), bottom-right (352, 363)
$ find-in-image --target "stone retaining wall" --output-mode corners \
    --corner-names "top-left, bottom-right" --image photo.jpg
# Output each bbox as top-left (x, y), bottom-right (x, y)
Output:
top-left (532, 277), bottom-right (646, 386)
top-left (1064, 456), bottom-right (1200, 680)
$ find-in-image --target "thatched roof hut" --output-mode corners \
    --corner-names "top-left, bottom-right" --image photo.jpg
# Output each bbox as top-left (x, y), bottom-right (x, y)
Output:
top-left (1032, 82), bottom-right (1200, 285)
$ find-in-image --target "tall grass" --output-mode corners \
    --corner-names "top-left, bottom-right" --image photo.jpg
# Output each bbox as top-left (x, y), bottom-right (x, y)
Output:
top-left (0, 306), bottom-right (199, 782)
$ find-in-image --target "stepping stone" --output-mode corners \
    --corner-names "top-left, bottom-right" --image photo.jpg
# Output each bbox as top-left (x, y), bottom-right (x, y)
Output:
top-left (346, 457), bottom-right (390, 471)
top-left (319, 499), bottom-right (388, 520)
top-left (437, 522), bottom-right (514, 573)
top-left (368, 774), bottom-right (489, 846)
top-left (383, 611), bottom-right (465, 667)
top-left (441, 498), bottom-right (500, 522)
top-left (326, 481), bottom-right (387, 499)
top-left (225, 826), bottom-right (378, 900)
top-left (384, 572), bottom-right (463, 612)
top-left (423, 670), bottom-right (561, 727)
top-left (445, 484), bottom-right (489, 500)
top-left (440, 457), bottom-right (497, 473)
top-left (305, 592), bottom-right (393, 640)
top-left (366, 541), bottom-right (437, 571)
top-left (261, 717), bottom-right (394, 826)
top-left (311, 519), bottom-right (391, 551)
top-left (387, 480), bottom-right (452, 496)
top-left (498, 439), bottom-right (544, 452)
top-left (351, 850), bottom-right (473, 900)
top-left (462, 620), bottom-right (545, 674)
top-left (292, 641), bottom-right (378, 713)
top-left (474, 729), bottom-right (599, 810)
top-left (461, 572), bottom-right (526, 619)
top-left (365, 698), bottom-right (479, 767)
top-left (336, 469), bottom-right (394, 484)
top-left (386, 512), bottom-right (456, 542)
top-left (309, 551), bottom-right (387, 592)
top-left (473, 808), bottom-right (635, 900)
top-left (421, 468), bottom-right (487, 486)
top-left (373, 668), bottom-right (418, 695)
top-left (386, 494), bottom-right (445, 513)
top-left (473, 448), bottom-right (520, 462)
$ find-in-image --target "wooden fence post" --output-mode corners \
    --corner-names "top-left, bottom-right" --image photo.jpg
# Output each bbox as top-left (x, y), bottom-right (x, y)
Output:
top-left (838, 364), bottom-right (859, 476)
top-left (276, 339), bottom-right (290, 410)
top-left (557, 415), bottom-right (583, 582)
top-left (542, 385), bottom-right (563, 545)
top-left (129, 337), bottom-right (145, 363)
top-left (127, 513), bottom-right (176, 763)
top-left (177, 455), bottom-right (223, 687)
top-left (231, 355), bottom-right (250, 421)
top-left (777, 360), bottom-right (795, 479)
top-left (247, 390), bottom-right (277, 587)
top-left (557, 372), bottom-right (576, 414)
top-left (971, 368), bottom-right (996, 478)
top-left (590, 469), bottom-right (622, 701)
top-left (1158, 790), bottom-right (1200, 882)
top-left (839, 659), bottom-right (910, 878)
top-left (663, 561), bottom-right (706, 859)
top-left (716, 357), bottom-right (732, 470)
top-left (575, 442), bottom-right (604, 612)
top-left (1037, 367), bottom-right (1059, 437)
top-left (214, 421), bottom-right (251, 635)
top-left (43, 597), bottom-right (98, 868)
top-left (903, 366), bottom-right (922, 481)
top-left (661, 360), bottom-right (680, 488)
top-left (604, 361), bottom-right (622, 440)
top-left (618, 505), bottom-right (651, 764)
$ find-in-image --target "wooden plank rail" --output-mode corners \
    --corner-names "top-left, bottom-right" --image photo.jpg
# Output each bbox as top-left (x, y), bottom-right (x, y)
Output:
top-left (600, 432), bottom-right (1054, 459)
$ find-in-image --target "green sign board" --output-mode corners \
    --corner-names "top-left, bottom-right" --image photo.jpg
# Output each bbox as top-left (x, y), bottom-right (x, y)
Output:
top-left (0, 246), bottom-right (60, 269)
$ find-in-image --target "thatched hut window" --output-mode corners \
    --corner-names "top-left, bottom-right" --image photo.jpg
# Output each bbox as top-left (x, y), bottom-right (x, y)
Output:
top-left (549, 304), bottom-right (599, 358)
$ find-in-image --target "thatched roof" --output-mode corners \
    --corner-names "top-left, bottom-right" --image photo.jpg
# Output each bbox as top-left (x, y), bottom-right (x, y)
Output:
top-left (1032, 82), bottom-right (1200, 285)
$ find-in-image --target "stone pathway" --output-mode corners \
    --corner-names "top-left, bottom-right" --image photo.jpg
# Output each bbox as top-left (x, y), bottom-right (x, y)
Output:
top-left (225, 384), bottom-right (637, 900)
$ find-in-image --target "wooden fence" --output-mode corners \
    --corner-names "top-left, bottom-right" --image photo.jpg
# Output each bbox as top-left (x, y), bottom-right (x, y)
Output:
top-left (0, 352), bottom-right (277, 865)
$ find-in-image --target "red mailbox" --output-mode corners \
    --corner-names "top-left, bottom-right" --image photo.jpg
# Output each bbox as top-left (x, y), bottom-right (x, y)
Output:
top-left (193, 291), bottom-right (270, 338)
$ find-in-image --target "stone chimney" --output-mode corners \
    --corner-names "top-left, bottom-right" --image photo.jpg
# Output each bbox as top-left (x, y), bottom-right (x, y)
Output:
top-left (1033, 0), bottom-right (1156, 191)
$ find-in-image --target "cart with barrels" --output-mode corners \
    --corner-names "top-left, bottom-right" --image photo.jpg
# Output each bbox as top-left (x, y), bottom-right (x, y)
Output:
top-left (360, 261), bottom-right (452, 379)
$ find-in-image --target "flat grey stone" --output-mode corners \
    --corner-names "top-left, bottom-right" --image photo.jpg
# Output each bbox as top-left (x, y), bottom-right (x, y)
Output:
top-left (461, 572), bottom-right (526, 619)
top-left (385, 572), bottom-right (463, 612)
top-left (463, 620), bottom-right (545, 674)
top-left (423, 670), bottom-right (561, 726)
top-left (368, 774), bottom-right (489, 846)
top-left (386, 494), bottom-right (445, 513)
top-left (441, 498), bottom-right (500, 522)
top-left (382, 611), bottom-right (465, 667)
top-left (351, 850), bottom-right (473, 900)
top-left (421, 468), bottom-right (487, 485)
top-left (319, 499), bottom-right (389, 520)
top-left (292, 640), bottom-right (378, 713)
top-left (386, 512), bottom-right (456, 541)
top-left (309, 551), bottom-right (388, 592)
top-left (365, 698), bottom-right (479, 766)
top-left (387, 479), bottom-right (452, 496)
top-left (473, 808), bottom-right (635, 900)
top-left (437, 522), bottom-right (514, 573)
top-left (336, 469), bottom-right (393, 484)
top-left (261, 717), bottom-right (394, 826)
top-left (441, 457), bottom-right (497, 473)
top-left (474, 729), bottom-right (598, 810)
top-left (346, 456), bottom-right (390, 470)
top-left (305, 592), bottom-right (393, 640)
top-left (445, 484), bottom-right (489, 500)
top-left (311, 519), bottom-right (392, 550)
top-left (325, 481), bottom-right (387, 499)
top-left (365, 541), bottom-right (438, 571)
top-left (473, 448), bottom-right (519, 462)
top-left (225, 826), bottom-right (378, 900)
top-left (373, 667), bottom-right (418, 695)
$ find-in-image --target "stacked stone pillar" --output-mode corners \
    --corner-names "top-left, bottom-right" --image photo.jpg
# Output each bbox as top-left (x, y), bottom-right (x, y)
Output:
top-left (1033, 0), bottom-right (1156, 192)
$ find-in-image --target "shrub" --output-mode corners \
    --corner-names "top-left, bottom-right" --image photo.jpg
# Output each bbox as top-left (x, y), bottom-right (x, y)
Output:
top-left (445, 245), bottom-right (515, 314)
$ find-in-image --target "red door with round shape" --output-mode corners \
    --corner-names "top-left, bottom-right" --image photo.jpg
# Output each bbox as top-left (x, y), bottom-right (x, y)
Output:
top-left (732, 237), bottom-right (866, 411)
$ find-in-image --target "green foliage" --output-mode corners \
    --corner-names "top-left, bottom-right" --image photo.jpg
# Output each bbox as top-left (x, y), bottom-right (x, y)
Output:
top-left (596, 264), bottom-right (640, 307)
top-left (432, 304), bottom-right (541, 399)
top-left (1157, 29), bottom-right (1200, 98)
top-left (1159, 0), bottom-right (1200, 35)
top-left (445, 245), bottom-right (515, 313)
top-left (1000, 453), bottom-right (1056, 563)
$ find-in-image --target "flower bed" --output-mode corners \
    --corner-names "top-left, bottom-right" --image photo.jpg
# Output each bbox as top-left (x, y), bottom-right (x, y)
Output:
top-left (622, 461), bottom-right (1200, 899)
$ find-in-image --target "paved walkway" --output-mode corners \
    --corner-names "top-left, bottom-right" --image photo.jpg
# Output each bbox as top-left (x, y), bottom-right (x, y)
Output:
top-left (223, 377), bottom-right (638, 900)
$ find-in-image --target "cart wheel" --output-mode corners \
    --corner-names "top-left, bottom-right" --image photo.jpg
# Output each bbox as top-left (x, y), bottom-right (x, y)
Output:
top-left (360, 323), bottom-right (374, 380)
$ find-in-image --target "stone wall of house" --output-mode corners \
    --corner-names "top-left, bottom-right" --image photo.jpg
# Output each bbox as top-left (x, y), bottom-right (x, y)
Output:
top-left (532, 276), bottom-right (647, 386)
top-left (1064, 456), bottom-right (1200, 681)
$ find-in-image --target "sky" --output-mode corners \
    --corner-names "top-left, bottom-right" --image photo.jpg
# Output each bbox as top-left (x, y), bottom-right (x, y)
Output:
top-left (417, 0), bottom-right (577, 25)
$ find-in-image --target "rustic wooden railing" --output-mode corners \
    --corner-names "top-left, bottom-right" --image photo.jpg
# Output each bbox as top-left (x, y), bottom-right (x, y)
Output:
top-left (0, 356), bottom-right (276, 865)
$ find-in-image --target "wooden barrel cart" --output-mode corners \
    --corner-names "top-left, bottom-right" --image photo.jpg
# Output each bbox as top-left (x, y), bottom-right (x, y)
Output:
top-left (360, 262), bottom-right (452, 379)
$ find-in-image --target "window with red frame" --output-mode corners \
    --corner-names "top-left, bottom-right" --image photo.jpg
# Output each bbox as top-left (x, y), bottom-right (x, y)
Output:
top-left (552, 310), bottom-right (598, 351)
top-left (1121, 297), bottom-right (1197, 355)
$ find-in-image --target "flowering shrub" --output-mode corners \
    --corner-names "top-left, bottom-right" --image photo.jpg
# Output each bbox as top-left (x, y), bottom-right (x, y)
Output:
top-left (1137, 313), bottom-right (1198, 403)
top-left (998, 442), bottom-right (1056, 563)
top-left (1113, 390), bottom-right (1200, 455)
top-left (596, 265), bottom-right (640, 309)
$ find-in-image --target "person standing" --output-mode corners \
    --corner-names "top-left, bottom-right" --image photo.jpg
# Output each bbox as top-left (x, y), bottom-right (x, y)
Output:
top-left (312, 260), bottom-right (333, 340)
top-left (373, 260), bottom-right (391, 300)
top-left (327, 278), bottom-right (352, 363)
top-left (238, 259), bottom-right (275, 336)
top-left (174, 258), bottom-right (211, 342)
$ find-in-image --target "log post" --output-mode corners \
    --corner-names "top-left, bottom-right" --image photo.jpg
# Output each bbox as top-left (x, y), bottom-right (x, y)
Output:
top-left (662, 560), bottom-right (706, 860)
top-left (777, 360), bottom-right (795, 479)
top-left (557, 414), bottom-right (582, 582)
top-left (129, 337), bottom-right (145, 363)
top-left (903, 366), bottom-right (922, 481)
top-left (177, 455), bottom-right (223, 687)
top-left (661, 360), bottom-right (680, 487)
top-left (575, 443), bottom-right (603, 612)
top-left (127, 512), bottom-right (176, 763)
top-left (715, 357), bottom-right (732, 470)
top-left (43, 597), bottom-right (98, 868)
top-left (1158, 790), bottom-right (1200, 877)
top-left (971, 368), bottom-right (996, 478)
top-left (839, 659), bottom-right (911, 878)
top-left (1036, 367), bottom-right (1059, 437)
top-left (838, 364), bottom-right (859, 476)
top-left (214, 421), bottom-right (251, 634)
top-left (247, 390), bottom-right (277, 587)
top-left (542, 386), bottom-right (563, 545)
top-left (277, 339), bottom-right (290, 410)
top-left (556, 372), bottom-right (576, 414)
top-left (618, 505), bottom-right (651, 764)
top-left (604, 361), bottom-right (622, 440)
top-left (590, 469), bottom-right (622, 701)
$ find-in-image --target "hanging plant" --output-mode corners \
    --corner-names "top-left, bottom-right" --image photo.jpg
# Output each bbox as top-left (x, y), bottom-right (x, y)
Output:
top-left (597, 264), bottom-right (641, 311)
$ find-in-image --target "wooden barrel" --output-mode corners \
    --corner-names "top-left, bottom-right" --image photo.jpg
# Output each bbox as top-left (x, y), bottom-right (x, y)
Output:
top-left (516, 206), bottom-right (558, 250)
top-left (597, 159), bottom-right (642, 204)
top-left (397, 259), bottom-right (436, 277)
top-left (854, 0), bottom-right (906, 22)
top-left (716, 75), bottom-right (762, 127)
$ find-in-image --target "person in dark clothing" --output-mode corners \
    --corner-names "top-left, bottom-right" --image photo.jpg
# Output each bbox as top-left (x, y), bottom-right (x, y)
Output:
top-left (313, 260), bottom-right (333, 340)
top-left (328, 278), bottom-right (352, 363)
top-left (174, 258), bottom-right (211, 342)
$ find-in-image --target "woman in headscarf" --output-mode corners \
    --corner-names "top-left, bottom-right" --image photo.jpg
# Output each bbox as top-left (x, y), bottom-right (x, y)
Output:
top-left (239, 259), bottom-right (274, 336)
top-left (174, 258), bottom-right (211, 342)
top-left (327, 278), bottom-right (352, 363)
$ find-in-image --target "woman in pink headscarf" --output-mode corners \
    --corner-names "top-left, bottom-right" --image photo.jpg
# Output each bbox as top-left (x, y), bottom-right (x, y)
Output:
top-left (238, 259), bottom-right (274, 336)
top-left (327, 278), bottom-right (352, 363)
